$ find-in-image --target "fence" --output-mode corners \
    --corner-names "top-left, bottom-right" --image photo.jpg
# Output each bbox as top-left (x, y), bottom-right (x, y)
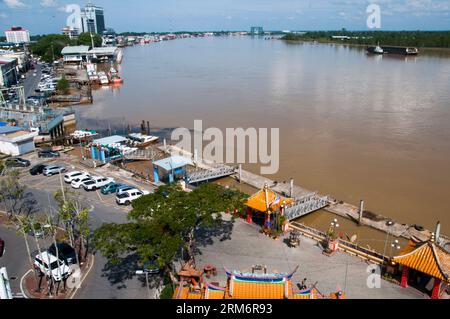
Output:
top-left (290, 222), bottom-right (386, 265)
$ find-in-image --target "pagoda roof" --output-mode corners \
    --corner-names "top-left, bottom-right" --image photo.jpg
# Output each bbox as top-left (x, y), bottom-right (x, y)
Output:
top-left (245, 186), bottom-right (293, 213)
top-left (392, 240), bottom-right (450, 283)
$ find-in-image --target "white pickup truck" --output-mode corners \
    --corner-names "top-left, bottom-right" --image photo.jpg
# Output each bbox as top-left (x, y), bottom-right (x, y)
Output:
top-left (82, 176), bottom-right (115, 191)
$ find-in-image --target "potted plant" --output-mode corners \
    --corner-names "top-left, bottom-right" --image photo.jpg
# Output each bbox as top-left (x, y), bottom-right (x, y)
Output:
top-left (325, 228), bottom-right (339, 251)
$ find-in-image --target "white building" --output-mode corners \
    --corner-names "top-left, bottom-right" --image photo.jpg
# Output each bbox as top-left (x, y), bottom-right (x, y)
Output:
top-left (62, 26), bottom-right (80, 40)
top-left (0, 126), bottom-right (37, 156)
top-left (5, 27), bottom-right (30, 44)
top-left (61, 45), bottom-right (90, 63)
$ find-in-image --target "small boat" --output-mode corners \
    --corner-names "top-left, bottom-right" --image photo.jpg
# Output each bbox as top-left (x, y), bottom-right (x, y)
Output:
top-left (98, 72), bottom-right (109, 85)
top-left (127, 133), bottom-right (159, 148)
top-left (70, 130), bottom-right (98, 142)
top-left (110, 75), bottom-right (123, 84)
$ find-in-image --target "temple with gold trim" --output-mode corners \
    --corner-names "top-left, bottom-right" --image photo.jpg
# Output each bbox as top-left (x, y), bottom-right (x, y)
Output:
top-left (392, 238), bottom-right (450, 299)
top-left (244, 183), bottom-right (294, 227)
top-left (172, 264), bottom-right (345, 300)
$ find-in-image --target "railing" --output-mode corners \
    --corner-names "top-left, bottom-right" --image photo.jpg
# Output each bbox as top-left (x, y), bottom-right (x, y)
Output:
top-left (290, 222), bottom-right (386, 264)
top-left (187, 165), bottom-right (236, 184)
top-left (123, 148), bottom-right (160, 161)
top-left (284, 195), bottom-right (329, 221)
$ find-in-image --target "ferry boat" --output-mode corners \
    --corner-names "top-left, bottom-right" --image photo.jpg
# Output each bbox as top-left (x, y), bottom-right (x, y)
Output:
top-left (127, 133), bottom-right (159, 148)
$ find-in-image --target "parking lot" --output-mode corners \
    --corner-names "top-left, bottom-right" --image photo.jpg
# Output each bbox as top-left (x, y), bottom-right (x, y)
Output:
top-left (17, 151), bottom-right (155, 214)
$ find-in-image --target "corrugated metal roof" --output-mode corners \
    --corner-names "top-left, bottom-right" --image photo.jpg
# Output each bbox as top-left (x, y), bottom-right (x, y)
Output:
top-left (61, 45), bottom-right (90, 55)
top-left (153, 156), bottom-right (193, 171)
top-left (0, 126), bottom-right (23, 134)
top-left (93, 135), bottom-right (128, 146)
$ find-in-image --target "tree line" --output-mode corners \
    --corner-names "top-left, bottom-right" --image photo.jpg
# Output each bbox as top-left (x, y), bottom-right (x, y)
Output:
top-left (28, 33), bottom-right (103, 63)
top-left (282, 31), bottom-right (450, 48)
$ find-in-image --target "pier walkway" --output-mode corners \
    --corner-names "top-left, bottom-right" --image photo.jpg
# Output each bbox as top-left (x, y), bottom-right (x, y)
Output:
top-left (187, 165), bottom-right (236, 184)
top-left (156, 144), bottom-right (450, 247)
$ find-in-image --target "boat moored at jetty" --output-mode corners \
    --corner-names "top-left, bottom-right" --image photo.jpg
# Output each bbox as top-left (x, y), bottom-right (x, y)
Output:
top-left (127, 132), bottom-right (159, 148)
top-left (98, 72), bottom-right (109, 85)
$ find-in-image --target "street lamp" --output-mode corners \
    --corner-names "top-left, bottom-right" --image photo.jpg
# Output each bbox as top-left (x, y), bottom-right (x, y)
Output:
top-left (136, 262), bottom-right (160, 299)
top-left (135, 270), bottom-right (151, 299)
top-left (390, 239), bottom-right (401, 256)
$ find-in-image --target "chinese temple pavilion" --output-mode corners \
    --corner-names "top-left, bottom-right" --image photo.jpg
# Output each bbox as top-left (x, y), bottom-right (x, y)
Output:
top-left (392, 239), bottom-right (450, 299)
top-left (245, 183), bottom-right (294, 228)
top-left (173, 265), bottom-right (345, 299)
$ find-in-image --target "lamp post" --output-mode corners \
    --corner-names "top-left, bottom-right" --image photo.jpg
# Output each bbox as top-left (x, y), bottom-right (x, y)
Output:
top-left (383, 221), bottom-right (393, 255)
top-left (329, 219), bottom-right (340, 235)
top-left (390, 239), bottom-right (401, 257)
top-left (136, 270), bottom-right (151, 299)
top-left (136, 261), bottom-right (159, 299)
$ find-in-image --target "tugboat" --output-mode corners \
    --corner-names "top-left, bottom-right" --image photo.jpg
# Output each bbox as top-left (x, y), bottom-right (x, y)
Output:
top-left (373, 44), bottom-right (384, 54)
top-left (367, 43), bottom-right (384, 54)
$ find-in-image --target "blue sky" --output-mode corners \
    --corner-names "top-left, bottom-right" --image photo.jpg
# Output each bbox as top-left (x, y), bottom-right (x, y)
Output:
top-left (0, 0), bottom-right (449, 35)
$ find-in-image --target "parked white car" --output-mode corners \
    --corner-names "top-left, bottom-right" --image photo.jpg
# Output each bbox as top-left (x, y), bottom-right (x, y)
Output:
top-left (116, 189), bottom-right (150, 205)
top-left (71, 176), bottom-right (93, 189)
top-left (34, 251), bottom-right (71, 282)
top-left (64, 171), bottom-right (91, 183)
top-left (82, 176), bottom-right (115, 191)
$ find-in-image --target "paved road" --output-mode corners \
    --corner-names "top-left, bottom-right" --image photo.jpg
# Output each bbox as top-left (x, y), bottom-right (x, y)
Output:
top-left (1, 153), bottom-right (158, 299)
top-left (23, 63), bottom-right (42, 98)
top-left (0, 226), bottom-right (36, 299)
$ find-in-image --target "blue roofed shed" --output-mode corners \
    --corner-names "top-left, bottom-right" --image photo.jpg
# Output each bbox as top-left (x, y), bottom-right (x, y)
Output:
top-left (153, 156), bottom-right (193, 184)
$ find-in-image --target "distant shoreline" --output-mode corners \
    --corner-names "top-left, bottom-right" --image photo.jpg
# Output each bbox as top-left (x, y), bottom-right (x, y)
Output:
top-left (281, 39), bottom-right (450, 52)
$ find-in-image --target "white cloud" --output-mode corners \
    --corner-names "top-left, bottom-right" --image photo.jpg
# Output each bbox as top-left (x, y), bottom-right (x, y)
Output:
top-left (41, 0), bottom-right (57, 7)
top-left (0, 12), bottom-right (8, 18)
top-left (3, 0), bottom-right (26, 8)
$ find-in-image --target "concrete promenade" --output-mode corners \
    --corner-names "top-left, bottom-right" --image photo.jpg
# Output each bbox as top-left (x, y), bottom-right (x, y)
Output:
top-left (194, 216), bottom-right (427, 299)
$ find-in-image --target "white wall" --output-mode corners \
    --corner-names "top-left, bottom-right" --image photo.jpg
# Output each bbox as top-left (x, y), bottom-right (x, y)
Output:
top-left (0, 140), bottom-right (35, 156)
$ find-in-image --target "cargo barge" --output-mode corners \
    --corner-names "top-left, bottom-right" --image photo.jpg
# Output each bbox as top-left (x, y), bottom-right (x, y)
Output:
top-left (367, 46), bottom-right (419, 55)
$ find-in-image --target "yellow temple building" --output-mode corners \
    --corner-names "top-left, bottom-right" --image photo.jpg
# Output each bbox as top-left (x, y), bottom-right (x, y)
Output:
top-left (392, 239), bottom-right (450, 299)
top-left (173, 265), bottom-right (345, 300)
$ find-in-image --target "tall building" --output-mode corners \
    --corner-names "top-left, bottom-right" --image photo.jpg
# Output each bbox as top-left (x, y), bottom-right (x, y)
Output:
top-left (5, 27), bottom-right (30, 44)
top-left (80, 3), bottom-right (105, 35)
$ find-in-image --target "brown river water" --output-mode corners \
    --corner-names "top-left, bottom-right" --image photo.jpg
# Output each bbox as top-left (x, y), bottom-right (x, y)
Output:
top-left (76, 37), bottom-right (450, 245)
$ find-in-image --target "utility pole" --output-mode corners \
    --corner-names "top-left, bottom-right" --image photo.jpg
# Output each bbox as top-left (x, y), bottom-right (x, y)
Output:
top-left (90, 32), bottom-right (95, 49)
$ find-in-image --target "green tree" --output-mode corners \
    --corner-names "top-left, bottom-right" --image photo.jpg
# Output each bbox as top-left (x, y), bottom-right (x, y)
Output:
top-left (54, 188), bottom-right (91, 264)
top-left (57, 76), bottom-right (70, 95)
top-left (77, 32), bottom-right (102, 48)
top-left (93, 183), bottom-right (247, 284)
top-left (29, 34), bottom-right (75, 63)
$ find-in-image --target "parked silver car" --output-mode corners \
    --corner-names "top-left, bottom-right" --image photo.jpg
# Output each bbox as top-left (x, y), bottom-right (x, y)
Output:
top-left (43, 165), bottom-right (66, 176)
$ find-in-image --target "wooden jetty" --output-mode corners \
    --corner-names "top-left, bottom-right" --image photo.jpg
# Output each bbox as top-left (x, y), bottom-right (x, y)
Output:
top-left (158, 143), bottom-right (449, 247)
